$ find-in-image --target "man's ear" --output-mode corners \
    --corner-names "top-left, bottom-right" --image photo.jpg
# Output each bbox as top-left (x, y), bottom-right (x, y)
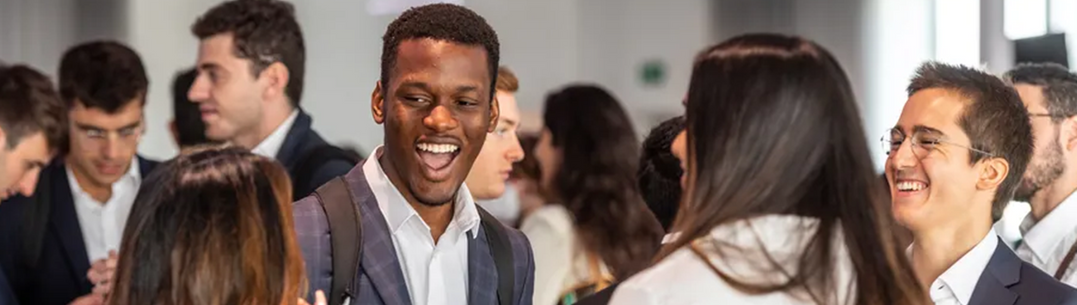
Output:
top-left (260, 62), bottom-right (290, 103)
top-left (488, 91), bottom-right (501, 133)
top-left (372, 81), bottom-right (386, 125)
top-left (1064, 116), bottom-right (1077, 151)
top-left (976, 157), bottom-right (1010, 191)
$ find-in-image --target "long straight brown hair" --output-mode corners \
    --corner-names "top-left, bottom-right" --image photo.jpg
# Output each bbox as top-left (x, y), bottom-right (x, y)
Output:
top-left (108, 145), bottom-right (305, 305)
top-left (660, 34), bottom-right (926, 304)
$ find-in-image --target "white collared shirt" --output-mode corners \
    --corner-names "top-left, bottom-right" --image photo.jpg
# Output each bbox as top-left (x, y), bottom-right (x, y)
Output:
top-left (363, 146), bottom-right (480, 305)
top-left (910, 229), bottom-right (998, 305)
top-left (66, 158), bottom-right (141, 263)
top-left (251, 110), bottom-right (299, 159)
top-left (610, 215), bottom-right (856, 305)
top-left (1016, 191), bottom-right (1077, 287)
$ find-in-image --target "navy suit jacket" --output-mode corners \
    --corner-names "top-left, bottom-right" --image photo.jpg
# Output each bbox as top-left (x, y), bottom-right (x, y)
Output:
top-left (293, 161), bottom-right (535, 305)
top-left (968, 238), bottom-right (1077, 305)
top-left (0, 156), bottom-right (158, 305)
top-left (279, 111), bottom-right (353, 200)
top-left (0, 268), bottom-right (16, 305)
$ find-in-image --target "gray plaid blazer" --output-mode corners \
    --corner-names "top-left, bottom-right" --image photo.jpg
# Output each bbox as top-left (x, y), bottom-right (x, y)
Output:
top-left (293, 162), bottom-right (535, 305)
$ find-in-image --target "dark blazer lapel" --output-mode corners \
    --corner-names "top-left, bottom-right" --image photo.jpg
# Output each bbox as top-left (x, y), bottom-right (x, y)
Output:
top-left (47, 163), bottom-right (92, 291)
top-left (968, 238), bottom-right (1020, 305)
top-left (276, 111), bottom-right (314, 169)
top-left (347, 162), bottom-right (413, 305)
top-left (136, 155), bottom-right (158, 177)
top-left (469, 226), bottom-right (497, 304)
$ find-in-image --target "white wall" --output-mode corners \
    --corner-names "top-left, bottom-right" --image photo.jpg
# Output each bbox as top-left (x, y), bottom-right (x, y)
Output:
top-left (121, 0), bottom-right (710, 159)
top-left (0, 0), bottom-right (79, 78)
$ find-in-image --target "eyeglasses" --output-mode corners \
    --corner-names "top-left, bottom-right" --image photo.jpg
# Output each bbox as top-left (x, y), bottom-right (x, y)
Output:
top-left (1029, 113), bottom-right (1067, 119)
top-left (880, 130), bottom-right (993, 159)
top-left (72, 123), bottom-right (144, 149)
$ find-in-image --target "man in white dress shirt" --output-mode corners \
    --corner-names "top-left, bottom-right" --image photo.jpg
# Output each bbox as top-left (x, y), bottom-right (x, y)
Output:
top-left (293, 4), bottom-right (534, 305)
top-left (888, 62), bottom-right (1077, 305)
top-left (1007, 63), bottom-right (1077, 286)
top-left (189, 0), bottom-right (353, 200)
top-left (0, 41), bottom-right (159, 305)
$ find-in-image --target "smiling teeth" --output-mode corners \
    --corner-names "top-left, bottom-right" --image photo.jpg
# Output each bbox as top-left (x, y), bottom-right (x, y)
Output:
top-left (417, 143), bottom-right (459, 154)
top-left (896, 181), bottom-right (927, 191)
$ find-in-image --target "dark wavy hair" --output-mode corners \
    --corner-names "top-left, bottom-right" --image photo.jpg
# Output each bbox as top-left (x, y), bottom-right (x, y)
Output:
top-left (0, 65), bottom-right (66, 151)
top-left (542, 85), bottom-right (664, 280)
top-left (661, 34), bottom-right (925, 305)
top-left (108, 146), bottom-right (305, 305)
top-left (58, 41), bottom-right (148, 113)
top-left (192, 0), bottom-right (305, 106)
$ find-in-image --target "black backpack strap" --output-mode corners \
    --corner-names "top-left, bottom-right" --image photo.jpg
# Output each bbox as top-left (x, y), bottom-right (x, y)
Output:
top-left (314, 177), bottom-right (363, 305)
top-left (478, 206), bottom-right (515, 305)
top-left (22, 168), bottom-right (52, 270)
top-left (294, 145), bottom-right (360, 201)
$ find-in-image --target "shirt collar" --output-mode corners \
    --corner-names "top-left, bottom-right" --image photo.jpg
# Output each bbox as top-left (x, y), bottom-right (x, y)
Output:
top-left (1020, 191), bottom-right (1077, 263)
top-left (931, 229), bottom-right (998, 305)
top-left (251, 110), bottom-right (300, 159)
top-left (363, 146), bottom-right (481, 239)
top-left (65, 157), bottom-right (142, 201)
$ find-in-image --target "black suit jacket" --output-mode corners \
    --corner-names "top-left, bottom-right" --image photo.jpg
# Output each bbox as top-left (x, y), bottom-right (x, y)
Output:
top-left (278, 110), bottom-right (354, 200)
top-left (968, 238), bottom-right (1077, 305)
top-left (0, 156), bottom-right (158, 305)
top-left (0, 268), bottom-right (16, 305)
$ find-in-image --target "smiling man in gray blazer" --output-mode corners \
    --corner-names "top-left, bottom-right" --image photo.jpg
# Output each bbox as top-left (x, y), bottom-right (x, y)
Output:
top-left (293, 3), bottom-right (534, 305)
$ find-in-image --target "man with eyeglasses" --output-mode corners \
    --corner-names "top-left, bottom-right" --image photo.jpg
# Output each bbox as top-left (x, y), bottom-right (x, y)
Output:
top-left (886, 62), bottom-right (1077, 305)
top-left (1004, 63), bottom-right (1077, 288)
top-left (0, 41), bottom-right (159, 305)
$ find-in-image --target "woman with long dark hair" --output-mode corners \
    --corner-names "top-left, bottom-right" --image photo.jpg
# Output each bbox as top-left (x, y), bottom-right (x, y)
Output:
top-left (107, 146), bottom-right (318, 305)
top-left (525, 85), bottom-right (664, 305)
top-left (609, 34), bottom-right (926, 304)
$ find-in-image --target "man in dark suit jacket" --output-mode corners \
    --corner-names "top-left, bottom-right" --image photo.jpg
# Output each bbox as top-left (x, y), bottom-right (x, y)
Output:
top-left (888, 62), bottom-right (1077, 304)
top-left (0, 64), bottom-right (68, 305)
top-left (0, 157), bottom-right (158, 305)
top-left (294, 4), bottom-right (534, 305)
top-left (0, 41), bottom-right (161, 305)
top-left (188, 0), bottom-right (352, 200)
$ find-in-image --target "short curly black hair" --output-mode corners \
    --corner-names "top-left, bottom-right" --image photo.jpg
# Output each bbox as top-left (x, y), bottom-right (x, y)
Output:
top-left (638, 116), bottom-right (685, 232)
top-left (192, 0), bottom-right (305, 107)
top-left (381, 3), bottom-right (499, 96)
top-left (58, 41), bottom-right (148, 113)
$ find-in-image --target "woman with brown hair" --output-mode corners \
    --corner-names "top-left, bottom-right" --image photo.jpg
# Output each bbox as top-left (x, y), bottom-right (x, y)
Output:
top-left (527, 85), bottom-right (665, 305)
top-left (609, 34), bottom-right (926, 304)
top-left (107, 146), bottom-right (323, 305)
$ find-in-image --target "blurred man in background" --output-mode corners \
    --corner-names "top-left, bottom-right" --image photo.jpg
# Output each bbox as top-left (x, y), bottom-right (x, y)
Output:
top-left (0, 41), bottom-right (156, 305)
top-left (0, 64), bottom-right (67, 305)
top-left (1007, 63), bottom-right (1077, 287)
top-left (471, 66), bottom-right (526, 224)
top-left (189, 0), bottom-right (354, 200)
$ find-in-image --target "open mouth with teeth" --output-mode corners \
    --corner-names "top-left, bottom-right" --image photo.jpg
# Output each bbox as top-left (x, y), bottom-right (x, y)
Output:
top-left (416, 142), bottom-right (461, 181)
top-left (894, 180), bottom-right (929, 195)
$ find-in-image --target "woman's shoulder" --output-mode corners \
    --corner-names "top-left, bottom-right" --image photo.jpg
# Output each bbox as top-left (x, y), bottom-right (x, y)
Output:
top-left (520, 204), bottom-right (574, 236)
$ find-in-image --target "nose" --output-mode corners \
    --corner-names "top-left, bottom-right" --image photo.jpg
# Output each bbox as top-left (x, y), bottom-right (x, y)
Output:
top-left (17, 168), bottom-right (41, 197)
top-left (102, 136), bottom-right (122, 160)
top-left (506, 133), bottom-right (524, 163)
top-left (187, 73), bottom-right (209, 103)
top-left (423, 105), bottom-right (459, 133)
top-left (889, 138), bottom-right (919, 171)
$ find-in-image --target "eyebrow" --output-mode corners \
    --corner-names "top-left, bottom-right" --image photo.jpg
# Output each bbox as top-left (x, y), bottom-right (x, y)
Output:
top-left (75, 121), bottom-right (141, 132)
top-left (890, 124), bottom-right (945, 136)
top-left (397, 82), bottom-right (481, 94)
top-left (197, 62), bottom-right (220, 71)
top-left (500, 117), bottom-right (518, 127)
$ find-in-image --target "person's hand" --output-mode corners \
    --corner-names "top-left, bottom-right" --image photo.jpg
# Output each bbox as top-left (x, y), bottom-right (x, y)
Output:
top-left (87, 251), bottom-right (119, 297)
top-left (68, 294), bottom-right (104, 305)
top-left (297, 290), bottom-right (327, 305)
